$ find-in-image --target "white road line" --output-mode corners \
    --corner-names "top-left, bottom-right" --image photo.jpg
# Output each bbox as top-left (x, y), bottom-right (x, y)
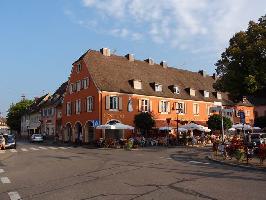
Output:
top-left (0, 150), bottom-right (6, 154)
top-left (1, 177), bottom-right (11, 183)
top-left (38, 147), bottom-right (47, 150)
top-left (166, 157), bottom-right (172, 160)
top-left (48, 147), bottom-right (58, 150)
top-left (188, 160), bottom-right (210, 165)
top-left (0, 169), bottom-right (4, 173)
top-left (8, 191), bottom-right (21, 200)
top-left (30, 147), bottom-right (39, 151)
top-left (21, 148), bottom-right (28, 152)
top-left (10, 149), bottom-right (17, 153)
top-left (58, 147), bottom-right (67, 150)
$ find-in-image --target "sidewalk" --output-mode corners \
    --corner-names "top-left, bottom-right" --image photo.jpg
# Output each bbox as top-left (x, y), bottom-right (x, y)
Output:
top-left (207, 153), bottom-right (266, 171)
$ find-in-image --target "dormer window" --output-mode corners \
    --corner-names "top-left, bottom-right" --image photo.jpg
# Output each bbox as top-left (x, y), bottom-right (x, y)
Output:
top-left (173, 86), bottom-right (180, 94)
top-left (214, 92), bottom-right (222, 100)
top-left (77, 63), bottom-right (82, 73)
top-left (155, 84), bottom-right (162, 92)
top-left (188, 88), bottom-right (195, 96)
top-left (133, 80), bottom-right (142, 90)
top-left (204, 91), bottom-right (209, 98)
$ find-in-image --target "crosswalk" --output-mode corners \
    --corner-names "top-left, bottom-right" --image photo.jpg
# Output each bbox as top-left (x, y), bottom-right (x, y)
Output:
top-left (0, 146), bottom-right (71, 154)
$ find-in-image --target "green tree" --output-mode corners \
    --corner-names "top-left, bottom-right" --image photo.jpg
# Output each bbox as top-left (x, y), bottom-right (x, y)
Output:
top-left (207, 114), bottom-right (232, 131)
top-left (6, 99), bottom-right (33, 134)
top-left (214, 15), bottom-right (266, 100)
top-left (134, 112), bottom-right (155, 135)
top-left (254, 116), bottom-right (266, 128)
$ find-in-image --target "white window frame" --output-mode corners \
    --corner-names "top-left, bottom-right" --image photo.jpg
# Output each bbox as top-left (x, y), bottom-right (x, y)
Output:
top-left (76, 99), bottom-right (81, 114)
top-left (160, 100), bottom-right (169, 114)
top-left (69, 85), bottom-right (73, 94)
top-left (110, 96), bottom-right (119, 111)
top-left (206, 105), bottom-right (211, 116)
top-left (245, 110), bottom-right (250, 117)
top-left (193, 103), bottom-right (200, 115)
top-left (87, 96), bottom-right (93, 112)
top-left (217, 93), bottom-right (222, 99)
top-left (77, 63), bottom-right (82, 73)
top-left (204, 91), bottom-right (209, 98)
top-left (176, 102), bottom-right (185, 114)
top-left (71, 83), bottom-right (76, 92)
top-left (133, 80), bottom-right (142, 90)
top-left (83, 78), bottom-right (89, 89)
top-left (66, 102), bottom-right (71, 116)
top-left (155, 84), bottom-right (162, 92)
top-left (141, 99), bottom-right (149, 112)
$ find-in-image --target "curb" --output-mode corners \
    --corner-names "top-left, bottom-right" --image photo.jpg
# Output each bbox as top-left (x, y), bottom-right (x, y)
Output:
top-left (206, 156), bottom-right (266, 172)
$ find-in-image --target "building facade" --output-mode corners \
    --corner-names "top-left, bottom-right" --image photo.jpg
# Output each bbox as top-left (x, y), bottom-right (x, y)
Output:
top-left (61, 48), bottom-right (255, 143)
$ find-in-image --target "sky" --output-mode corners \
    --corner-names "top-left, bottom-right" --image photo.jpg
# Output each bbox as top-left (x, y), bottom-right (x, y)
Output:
top-left (0, 0), bottom-right (265, 117)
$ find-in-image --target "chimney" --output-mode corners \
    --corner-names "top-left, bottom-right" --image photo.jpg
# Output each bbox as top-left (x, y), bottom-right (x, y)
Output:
top-left (100, 48), bottom-right (111, 56)
top-left (212, 73), bottom-right (218, 80)
top-left (160, 61), bottom-right (167, 68)
top-left (198, 70), bottom-right (207, 77)
top-left (125, 54), bottom-right (134, 62)
top-left (145, 58), bottom-right (154, 65)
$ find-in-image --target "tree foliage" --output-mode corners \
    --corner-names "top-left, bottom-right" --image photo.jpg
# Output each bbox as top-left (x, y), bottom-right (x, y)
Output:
top-left (207, 114), bottom-right (232, 131)
top-left (134, 112), bottom-right (155, 133)
top-left (214, 15), bottom-right (266, 100)
top-left (6, 99), bottom-right (33, 133)
top-left (254, 116), bottom-right (266, 128)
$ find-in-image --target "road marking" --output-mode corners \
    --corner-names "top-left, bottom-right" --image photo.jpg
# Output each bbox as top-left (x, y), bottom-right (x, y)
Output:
top-left (30, 147), bottom-right (39, 151)
top-left (21, 148), bottom-right (28, 152)
top-left (159, 157), bottom-right (164, 159)
top-left (1, 177), bottom-right (11, 183)
top-left (0, 150), bottom-right (6, 154)
top-left (38, 147), bottom-right (47, 150)
top-left (10, 149), bottom-right (17, 153)
top-left (166, 157), bottom-right (172, 160)
top-left (48, 147), bottom-right (58, 150)
top-left (0, 169), bottom-right (4, 173)
top-left (188, 160), bottom-right (210, 165)
top-left (8, 191), bottom-right (21, 200)
top-left (58, 147), bottom-right (67, 150)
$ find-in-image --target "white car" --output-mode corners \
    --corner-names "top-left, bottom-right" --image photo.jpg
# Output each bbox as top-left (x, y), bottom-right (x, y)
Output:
top-left (30, 134), bottom-right (44, 142)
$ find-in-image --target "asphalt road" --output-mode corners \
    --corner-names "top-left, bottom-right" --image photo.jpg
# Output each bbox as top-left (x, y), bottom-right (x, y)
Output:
top-left (0, 142), bottom-right (266, 200)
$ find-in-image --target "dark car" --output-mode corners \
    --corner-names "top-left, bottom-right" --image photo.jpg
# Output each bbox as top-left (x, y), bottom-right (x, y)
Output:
top-left (4, 135), bottom-right (16, 149)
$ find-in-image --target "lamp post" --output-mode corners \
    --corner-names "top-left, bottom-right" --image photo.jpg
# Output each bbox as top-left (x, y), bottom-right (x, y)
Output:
top-left (176, 108), bottom-right (183, 133)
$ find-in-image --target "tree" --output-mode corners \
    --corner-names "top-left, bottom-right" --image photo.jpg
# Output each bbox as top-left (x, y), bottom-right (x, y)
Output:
top-left (6, 99), bottom-right (33, 134)
top-left (254, 116), bottom-right (266, 128)
top-left (134, 112), bottom-right (155, 135)
top-left (207, 114), bottom-right (232, 131)
top-left (214, 15), bottom-right (266, 100)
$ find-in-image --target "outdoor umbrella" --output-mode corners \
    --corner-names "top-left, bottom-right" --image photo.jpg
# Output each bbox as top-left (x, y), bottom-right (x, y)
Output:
top-left (96, 123), bottom-right (134, 130)
top-left (232, 123), bottom-right (252, 130)
top-left (159, 127), bottom-right (173, 131)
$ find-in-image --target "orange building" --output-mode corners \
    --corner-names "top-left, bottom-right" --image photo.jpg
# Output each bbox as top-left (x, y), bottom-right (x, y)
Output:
top-left (61, 48), bottom-right (254, 143)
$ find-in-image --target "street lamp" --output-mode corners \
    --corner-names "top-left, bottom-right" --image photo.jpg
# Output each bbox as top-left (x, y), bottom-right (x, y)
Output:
top-left (166, 118), bottom-right (171, 146)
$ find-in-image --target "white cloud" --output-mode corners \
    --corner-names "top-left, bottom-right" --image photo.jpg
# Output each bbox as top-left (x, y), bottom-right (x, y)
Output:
top-left (80, 0), bottom-right (266, 52)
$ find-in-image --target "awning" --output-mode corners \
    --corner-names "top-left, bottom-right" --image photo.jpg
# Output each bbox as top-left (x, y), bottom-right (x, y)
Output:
top-left (96, 122), bottom-right (134, 130)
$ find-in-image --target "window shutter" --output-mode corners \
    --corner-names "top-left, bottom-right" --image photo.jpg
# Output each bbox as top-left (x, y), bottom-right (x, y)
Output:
top-left (106, 96), bottom-right (110, 110)
top-left (149, 100), bottom-right (152, 112)
top-left (158, 101), bottom-right (162, 113)
top-left (184, 103), bottom-right (187, 114)
top-left (138, 99), bottom-right (142, 112)
top-left (119, 96), bottom-right (123, 111)
top-left (167, 102), bottom-right (170, 113)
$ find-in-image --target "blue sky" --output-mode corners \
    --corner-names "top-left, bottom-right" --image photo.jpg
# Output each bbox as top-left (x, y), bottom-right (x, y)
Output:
top-left (0, 0), bottom-right (265, 116)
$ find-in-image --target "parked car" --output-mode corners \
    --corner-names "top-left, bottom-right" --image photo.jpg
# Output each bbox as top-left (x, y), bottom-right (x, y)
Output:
top-left (4, 135), bottom-right (16, 149)
top-left (251, 133), bottom-right (266, 147)
top-left (30, 134), bottom-right (44, 142)
top-left (0, 135), bottom-right (6, 150)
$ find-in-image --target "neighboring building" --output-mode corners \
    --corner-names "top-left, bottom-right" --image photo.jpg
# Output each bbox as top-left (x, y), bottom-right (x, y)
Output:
top-left (21, 94), bottom-right (50, 136)
top-left (247, 96), bottom-right (266, 118)
top-left (61, 48), bottom-right (255, 143)
top-left (40, 82), bottom-right (67, 139)
top-left (0, 117), bottom-right (9, 135)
